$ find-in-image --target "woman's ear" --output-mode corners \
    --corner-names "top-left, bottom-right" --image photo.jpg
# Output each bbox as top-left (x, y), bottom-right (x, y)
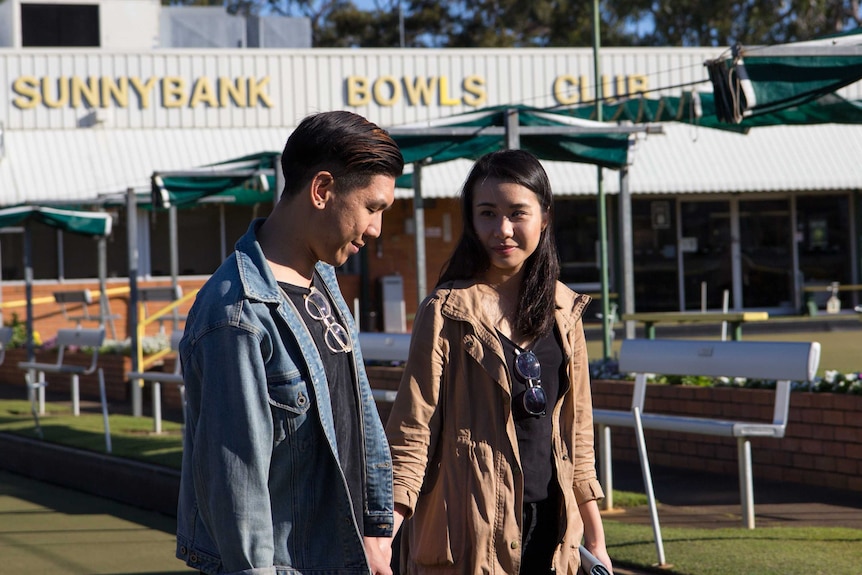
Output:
top-left (310, 171), bottom-right (334, 209)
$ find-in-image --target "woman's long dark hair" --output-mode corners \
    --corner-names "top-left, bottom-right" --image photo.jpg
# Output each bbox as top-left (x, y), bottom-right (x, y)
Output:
top-left (438, 149), bottom-right (560, 340)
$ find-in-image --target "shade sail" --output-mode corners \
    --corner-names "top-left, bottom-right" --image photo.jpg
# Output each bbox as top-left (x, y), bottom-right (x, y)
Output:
top-left (561, 90), bottom-right (862, 134)
top-left (152, 151), bottom-right (278, 208)
top-left (0, 205), bottom-right (112, 236)
top-left (706, 29), bottom-right (862, 123)
top-left (389, 105), bottom-right (633, 187)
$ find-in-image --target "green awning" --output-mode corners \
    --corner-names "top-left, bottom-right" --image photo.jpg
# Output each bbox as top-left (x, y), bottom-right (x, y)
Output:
top-left (389, 104), bottom-right (633, 188)
top-left (152, 151), bottom-right (278, 209)
top-left (706, 29), bottom-right (862, 123)
top-left (561, 91), bottom-right (862, 134)
top-left (0, 205), bottom-right (112, 236)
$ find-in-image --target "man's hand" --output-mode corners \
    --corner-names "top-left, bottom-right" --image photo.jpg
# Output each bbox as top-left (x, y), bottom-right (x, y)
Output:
top-left (364, 536), bottom-right (393, 575)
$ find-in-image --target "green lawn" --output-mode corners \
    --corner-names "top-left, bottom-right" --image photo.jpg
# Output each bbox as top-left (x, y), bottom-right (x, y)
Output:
top-left (604, 521), bottom-right (862, 575)
top-left (0, 399), bottom-right (184, 469)
top-left (3, 393), bottom-right (862, 575)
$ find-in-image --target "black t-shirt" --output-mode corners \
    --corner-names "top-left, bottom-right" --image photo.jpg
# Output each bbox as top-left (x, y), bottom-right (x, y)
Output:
top-left (279, 276), bottom-right (365, 535)
top-left (499, 328), bottom-right (564, 503)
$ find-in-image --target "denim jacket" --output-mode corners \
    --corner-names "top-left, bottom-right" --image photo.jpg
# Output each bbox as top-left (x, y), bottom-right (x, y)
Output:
top-left (176, 219), bottom-right (393, 575)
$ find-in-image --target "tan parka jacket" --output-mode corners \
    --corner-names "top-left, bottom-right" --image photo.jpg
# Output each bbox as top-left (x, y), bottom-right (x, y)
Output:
top-left (385, 279), bottom-right (605, 575)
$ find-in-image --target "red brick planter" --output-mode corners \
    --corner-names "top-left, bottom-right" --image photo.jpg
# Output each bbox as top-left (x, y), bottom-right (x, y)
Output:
top-left (590, 380), bottom-right (862, 493)
top-left (365, 366), bottom-right (862, 494)
top-left (0, 348), bottom-right (132, 403)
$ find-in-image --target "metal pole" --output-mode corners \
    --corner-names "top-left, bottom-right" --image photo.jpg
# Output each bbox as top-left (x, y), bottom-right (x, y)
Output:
top-left (273, 154), bottom-right (284, 208)
top-left (619, 168), bottom-right (635, 340)
top-left (398, 0), bottom-right (405, 48)
top-left (127, 187), bottom-right (142, 417)
top-left (593, 0), bottom-right (612, 359)
top-left (505, 108), bottom-right (520, 149)
top-left (24, 223), bottom-right (34, 364)
top-left (413, 162), bottom-right (427, 305)
top-left (98, 235), bottom-right (116, 339)
top-left (169, 205), bottom-right (180, 329)
top-left (633, 406), bottom-right (668, 566)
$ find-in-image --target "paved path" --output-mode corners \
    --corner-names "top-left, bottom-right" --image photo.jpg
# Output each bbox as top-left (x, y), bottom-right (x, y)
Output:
top-left (0, 469), bottom-right (193, 575)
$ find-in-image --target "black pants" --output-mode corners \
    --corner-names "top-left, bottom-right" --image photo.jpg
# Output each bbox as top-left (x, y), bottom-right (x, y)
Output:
top-left (521, 489), bottom-right (560, 575)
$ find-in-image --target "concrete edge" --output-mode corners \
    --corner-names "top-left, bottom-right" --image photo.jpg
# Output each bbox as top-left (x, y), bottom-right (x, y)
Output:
top-left (0, 432), bottom-right (180, 517)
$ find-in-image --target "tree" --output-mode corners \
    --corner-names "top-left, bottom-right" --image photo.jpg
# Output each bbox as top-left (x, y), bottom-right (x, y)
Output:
top-left (606, 0), bottom-right (862, 46)
top-left (159, 0), bottom-right (862, 47)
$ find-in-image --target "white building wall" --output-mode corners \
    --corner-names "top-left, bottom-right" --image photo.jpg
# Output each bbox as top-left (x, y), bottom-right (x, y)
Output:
top-left (101, 0), bottom-right (160, 50)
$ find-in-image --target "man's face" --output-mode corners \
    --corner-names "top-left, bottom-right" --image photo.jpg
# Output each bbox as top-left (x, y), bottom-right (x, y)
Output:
top-left (317, 174), bottom-right (396, 267)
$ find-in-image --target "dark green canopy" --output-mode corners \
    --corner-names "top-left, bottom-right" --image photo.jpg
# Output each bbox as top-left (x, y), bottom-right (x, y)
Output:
top-left (388, 104), bottom-right (635, 189)
top-left (152, 152), bottom-right (278, 209)
top-left (704, 29), bottom-right (862, 123)
top-left (0, 205), bottom-right (112, 236)
top-left (561, 91), bottom-right (862, 134)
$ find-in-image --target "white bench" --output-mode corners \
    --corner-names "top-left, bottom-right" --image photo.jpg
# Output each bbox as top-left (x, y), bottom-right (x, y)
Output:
top-left (19, 327), bottom-right (107, 417)
top-left (54, 289), bottom-right (120, 339)
top-left (358, 332), bottom-right (410, 403)
top-left (138, 285), bottom-right (187, 332)
top-left (18, 327), bottom-right (112, 452)
top-left (0, 326), bottom-right (14, 366)
top-left (127, 330), bottom-right (185, 434)
top-left (595, 338), bottom-right (820, 531)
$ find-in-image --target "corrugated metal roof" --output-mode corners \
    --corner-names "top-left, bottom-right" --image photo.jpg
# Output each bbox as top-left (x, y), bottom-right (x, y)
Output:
top-left (1, 123), bottom-right (860, 206)
top-left (397, 123), bottom-right (862, 199)
top-left (0, 127), bottom-right (286, 206)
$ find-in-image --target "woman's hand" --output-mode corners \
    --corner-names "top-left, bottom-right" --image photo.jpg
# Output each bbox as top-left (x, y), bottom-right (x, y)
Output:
top-left (363, 536), bottom-right (393, 575)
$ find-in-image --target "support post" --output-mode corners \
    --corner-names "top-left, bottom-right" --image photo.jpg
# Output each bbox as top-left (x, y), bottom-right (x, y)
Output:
top-left (413, 162), bottom-right (427, 306)
top-left (633, 406), bottom-right (668, 567)
top-left (598, 424), bottom-right (613, 510)
top-left (127, 187), bottom-right (142, 417)
top-left (738, 437), bottom-right (756, 529)
top-left (619, 167), bottom-right (635, 340)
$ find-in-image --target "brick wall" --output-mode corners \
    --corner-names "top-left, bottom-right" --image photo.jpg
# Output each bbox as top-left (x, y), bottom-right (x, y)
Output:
top-left (590, 380), bottom-right (862, 493)
top-left (367, 369), bottom-right (862, 494)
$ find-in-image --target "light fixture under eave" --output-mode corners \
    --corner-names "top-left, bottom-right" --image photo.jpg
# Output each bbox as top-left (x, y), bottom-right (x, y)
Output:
top-left (151, 175), bottom-right (170, 209)
top-left (257, 172), bottom-right (270, 191)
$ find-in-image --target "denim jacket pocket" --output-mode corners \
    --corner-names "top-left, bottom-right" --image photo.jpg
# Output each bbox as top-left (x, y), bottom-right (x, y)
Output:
top-left (268, 374), bottom-right (315, 449)
top-left (268, 374), bottom-right (313, 414)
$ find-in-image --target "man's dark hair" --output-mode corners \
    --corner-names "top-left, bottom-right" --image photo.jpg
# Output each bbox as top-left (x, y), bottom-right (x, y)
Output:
top-left (438, 149), bottom-right (560, 341)
top-left (280, 111), bottom-right (404, 198)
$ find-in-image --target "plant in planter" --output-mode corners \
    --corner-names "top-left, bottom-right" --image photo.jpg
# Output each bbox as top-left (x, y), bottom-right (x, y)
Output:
top-left (588, 357), bottom-right (862, 395)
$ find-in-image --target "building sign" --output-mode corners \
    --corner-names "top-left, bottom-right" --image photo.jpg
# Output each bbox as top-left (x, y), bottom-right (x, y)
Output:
top-left (0, 49), bottom-right (722, 130)
top-left (11, 72), bottom-right (648, 111)
top-left (346, 73), bottom-right (648, 108)
top-left (11, 75), bottom-right (273, 109)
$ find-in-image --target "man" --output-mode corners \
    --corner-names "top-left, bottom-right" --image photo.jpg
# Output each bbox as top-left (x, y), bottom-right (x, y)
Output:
top-left (176, 110), bottom-right (404, 575)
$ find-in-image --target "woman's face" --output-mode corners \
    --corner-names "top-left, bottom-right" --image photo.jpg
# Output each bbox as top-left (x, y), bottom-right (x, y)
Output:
top-left (472, 177), bottom-right (547, 284)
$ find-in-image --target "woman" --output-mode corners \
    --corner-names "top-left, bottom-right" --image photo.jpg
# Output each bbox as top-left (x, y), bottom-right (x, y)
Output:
top-left (385, 149), bottom-right (613, 574)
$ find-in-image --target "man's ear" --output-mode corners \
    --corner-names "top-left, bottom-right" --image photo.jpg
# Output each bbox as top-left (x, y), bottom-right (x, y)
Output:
top-left (310, 171), bottom-right (334, 209)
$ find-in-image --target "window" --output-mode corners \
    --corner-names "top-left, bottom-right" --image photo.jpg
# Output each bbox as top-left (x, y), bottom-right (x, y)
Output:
top-left (22, 3), bottom-right (100, 47)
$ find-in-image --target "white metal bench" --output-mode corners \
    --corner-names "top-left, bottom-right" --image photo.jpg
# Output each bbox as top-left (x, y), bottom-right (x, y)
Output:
top-left (358, 332), bottom-right (410, 403)
top-left (19, 327), bottom-right (107, 417)
top-left (54, 289), bottom-right (120, 339)
top-left (595, 338), bottom-right (820, 530)
top-left (18, 327), bottom-right (112, 452)
top-left (127, 330), bottom-right (185, 434)
top-left (139, 285), bottom-right (186, 332)
top-left (0, 326), bottom-right (14, 366)
top-left (54, 289), bottom-right (94, 324)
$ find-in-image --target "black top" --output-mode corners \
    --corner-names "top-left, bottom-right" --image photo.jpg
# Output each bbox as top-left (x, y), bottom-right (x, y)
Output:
top-left (279, 275), bottom-right (365, 535)
top-left (499, 328), bottom-right (564, 503)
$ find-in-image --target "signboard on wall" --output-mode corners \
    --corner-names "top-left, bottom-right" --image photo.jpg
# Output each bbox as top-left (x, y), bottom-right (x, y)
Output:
top-left (0, 47), bottom-right (725, 130)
